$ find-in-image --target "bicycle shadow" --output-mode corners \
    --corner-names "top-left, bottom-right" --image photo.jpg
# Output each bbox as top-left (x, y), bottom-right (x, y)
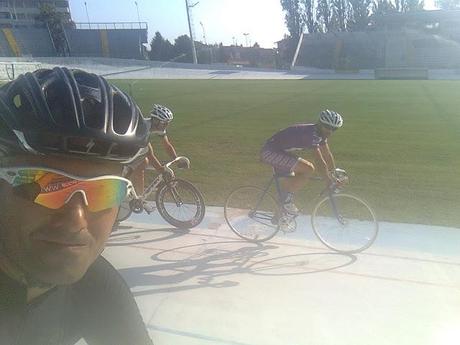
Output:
top-left (106, 227), bottom-right (190, 247)
top-left (117, 240), bottom-right (356, 297)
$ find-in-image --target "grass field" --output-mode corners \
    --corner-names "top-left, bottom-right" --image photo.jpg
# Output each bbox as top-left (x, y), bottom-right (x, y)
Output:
top-left (113, 79), bottom-right (460, 228)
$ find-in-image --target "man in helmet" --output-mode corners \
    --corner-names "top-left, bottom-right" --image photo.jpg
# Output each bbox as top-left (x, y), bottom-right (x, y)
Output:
top-left (261, 109), bottom-right (343, 215)
top-left (129, 104), bottom-right (188, 204)
top-left (0, 68), bottom-right (153, 344)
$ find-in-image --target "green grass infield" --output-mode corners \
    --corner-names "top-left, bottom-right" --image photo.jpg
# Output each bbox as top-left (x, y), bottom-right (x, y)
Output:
top-left (113, 79), bottom-right (460, 228)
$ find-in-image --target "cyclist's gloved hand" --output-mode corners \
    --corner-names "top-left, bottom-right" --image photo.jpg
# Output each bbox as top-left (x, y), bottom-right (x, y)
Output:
top-left (160, 166), bottom-right (175, 181)
top-left (177, 157), bottom-right (190, 169)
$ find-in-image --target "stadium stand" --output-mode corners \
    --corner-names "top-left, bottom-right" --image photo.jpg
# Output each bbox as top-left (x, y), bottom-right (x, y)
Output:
top-left (0, 29), bottom-right (13, 56)
top-left (12, 28), bottom-right (55, 57)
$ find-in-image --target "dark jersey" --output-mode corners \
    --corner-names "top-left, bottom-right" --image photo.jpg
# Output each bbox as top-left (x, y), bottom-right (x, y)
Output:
top-left (0, 256), bottom-right (153, 345)
top-left (264, 124), bottom-right (327, 152)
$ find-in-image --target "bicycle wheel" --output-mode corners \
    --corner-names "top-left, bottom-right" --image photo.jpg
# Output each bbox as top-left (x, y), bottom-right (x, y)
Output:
top-left (156, 179), bottom-right (205, 229)
top-left (224, 186), bottom-right (280, 242)
top-left (311, 193), bottom-right (378, 253)
top-left (116, 200), bottom-right (132, 222)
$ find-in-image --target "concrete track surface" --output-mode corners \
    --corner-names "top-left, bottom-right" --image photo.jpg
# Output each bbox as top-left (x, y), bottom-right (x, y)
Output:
top-left (84, 206), bottom-right (460, 345)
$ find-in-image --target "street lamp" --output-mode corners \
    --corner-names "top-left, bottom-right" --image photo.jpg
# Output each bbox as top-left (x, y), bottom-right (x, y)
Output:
top-left (134, 1), bottom-right (141, 29)
top-left (84, 2), bottom-right (91, 29)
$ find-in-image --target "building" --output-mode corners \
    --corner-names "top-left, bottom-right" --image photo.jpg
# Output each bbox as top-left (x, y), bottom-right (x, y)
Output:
top-left (0, 0), bottom-right (70, 27)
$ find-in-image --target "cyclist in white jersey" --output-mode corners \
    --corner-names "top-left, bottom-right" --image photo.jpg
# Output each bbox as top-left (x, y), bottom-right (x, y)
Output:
top-left (129, 105), bottom-right (189, 201)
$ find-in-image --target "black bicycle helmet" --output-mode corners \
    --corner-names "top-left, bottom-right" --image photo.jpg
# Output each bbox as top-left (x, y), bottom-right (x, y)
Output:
top-left (0, 67), bottom-right (150, 163)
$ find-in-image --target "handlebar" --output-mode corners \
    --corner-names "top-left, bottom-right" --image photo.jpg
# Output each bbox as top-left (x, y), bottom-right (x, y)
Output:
top-left (145, 156), bottom-right (191, 172)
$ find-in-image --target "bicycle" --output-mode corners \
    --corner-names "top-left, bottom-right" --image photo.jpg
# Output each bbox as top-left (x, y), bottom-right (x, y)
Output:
top-left (224, 168), bottom-right (378, 254)
top-left (116, 156), bottom-right (206, 229)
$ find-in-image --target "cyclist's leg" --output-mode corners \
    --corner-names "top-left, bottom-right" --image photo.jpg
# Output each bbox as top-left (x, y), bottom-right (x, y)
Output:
top-left (130, 157), bottom-right (149, 196)
top-left (281, 158), bottom-right (315, 193)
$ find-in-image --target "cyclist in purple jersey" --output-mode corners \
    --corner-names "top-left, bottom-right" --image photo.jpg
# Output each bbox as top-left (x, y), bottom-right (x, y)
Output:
top-left (261, 109), bottom-right (343, 215)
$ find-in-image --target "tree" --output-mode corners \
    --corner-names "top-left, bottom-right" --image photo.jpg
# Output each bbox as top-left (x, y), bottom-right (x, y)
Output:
top-left (36, 4), bottom-right (72, 56)
top-left (331, 0), bottom-right (349, 31)
top-left (372, 0), bottom-right (396, 16)
top-left (348, 0), bottom-right (372, 30)
top-left (280, 0), bottom-right (304, 40)
top-left (253, 42), bottom-right (261, 48)
top-left (398, 0), bottom-right (424, 12)
top-left (301, 0), bottom-right (318, 33)
top-left (435, 0), bottom-right (460, 9)
top-left (317, 0), bottom-right (333, 32)
top-left (149, 31), bottom-right (174, 61)
top-left (174, 35), bottom-right (193, 63)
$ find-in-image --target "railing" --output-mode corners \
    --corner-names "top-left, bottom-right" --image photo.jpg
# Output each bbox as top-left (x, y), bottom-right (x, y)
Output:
top-left (75, 22), bottom-right (148, 30)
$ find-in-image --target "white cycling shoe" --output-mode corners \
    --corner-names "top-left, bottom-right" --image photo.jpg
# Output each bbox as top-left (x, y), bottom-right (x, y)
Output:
top-left (283, 202), bottom-right (299, 216)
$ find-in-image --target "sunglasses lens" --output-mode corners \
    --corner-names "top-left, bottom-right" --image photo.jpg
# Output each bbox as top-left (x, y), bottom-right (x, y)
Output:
top-left (84, 179), bottom-right (128, 212)
top-left (9, 169), bottom-right (129, 212)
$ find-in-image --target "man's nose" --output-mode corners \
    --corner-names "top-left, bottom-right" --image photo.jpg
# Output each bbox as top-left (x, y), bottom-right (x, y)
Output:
top-left (53, 192), bottom-right (89, 232)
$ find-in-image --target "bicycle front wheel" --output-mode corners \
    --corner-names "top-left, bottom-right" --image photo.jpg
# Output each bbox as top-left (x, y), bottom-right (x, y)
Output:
top-left (156, 179), bottom-right (205, 229)
top-left (311, 193), bottom-right (378, 253)
top-left (224, 186), bottom-right (280, 242)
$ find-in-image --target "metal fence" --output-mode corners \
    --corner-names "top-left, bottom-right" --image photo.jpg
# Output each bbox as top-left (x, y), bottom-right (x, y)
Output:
top-left (75, 22), bottom-right (148, 30)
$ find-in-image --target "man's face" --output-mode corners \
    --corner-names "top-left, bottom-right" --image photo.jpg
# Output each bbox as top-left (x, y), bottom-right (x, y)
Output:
top-left (151, 118), bottom-right (169, 133)
top-left (318, 123), bottom-right (336, 138)
top-left (0, 155), bottom-right (122, 286)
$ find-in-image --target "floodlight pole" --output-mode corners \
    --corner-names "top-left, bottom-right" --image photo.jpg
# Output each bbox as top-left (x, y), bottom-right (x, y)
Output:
top-left (243, 33), bottom-right (249, 47)
top-left (185, 0), bottom-right (199, 64)
top-left (291, 32), bottom-right (304, 69)
top-left (134, 1), bottom-right (141, 29)
top-left (84, 2), bottom-right (91, 29)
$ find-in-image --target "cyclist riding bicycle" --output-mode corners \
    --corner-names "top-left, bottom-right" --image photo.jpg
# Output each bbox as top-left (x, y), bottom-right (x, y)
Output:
top-left (129, 104), bottom-right (189, 211)
top-left (260, 109), bottom-right (343, 215)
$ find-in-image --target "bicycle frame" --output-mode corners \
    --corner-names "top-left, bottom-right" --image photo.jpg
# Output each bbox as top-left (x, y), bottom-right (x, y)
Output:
top-left (135, 156), bottom-right (189, 200)
top-left (250, 172), bottom-right (346, 226)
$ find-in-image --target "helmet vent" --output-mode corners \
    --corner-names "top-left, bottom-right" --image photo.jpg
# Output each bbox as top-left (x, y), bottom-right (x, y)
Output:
top-left (112, 92), bottom-right (132, 135)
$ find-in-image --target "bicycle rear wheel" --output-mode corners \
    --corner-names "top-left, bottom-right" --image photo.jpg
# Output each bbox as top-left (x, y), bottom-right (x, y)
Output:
top-left (156, 179), bottom-right (205, 229)
top-left (224, 186), bottom-right (280, 242)
top-left (311, 193), bottom-right (378, 253)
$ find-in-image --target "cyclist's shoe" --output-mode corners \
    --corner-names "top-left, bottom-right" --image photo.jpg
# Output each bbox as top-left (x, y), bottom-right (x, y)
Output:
top-left (283, 202), bottom-right (299, 216)
top-left (143, 201), bottom-right (155, 214)
top-left (130, 199), bottom-right (144, 214)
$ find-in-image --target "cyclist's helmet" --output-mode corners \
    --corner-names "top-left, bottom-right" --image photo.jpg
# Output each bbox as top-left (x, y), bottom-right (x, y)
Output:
top-left (0, 67), bottom-right (150, 164)
top-left (150, 104), bottom-right (173, 123)
top-left (319, 109), bottom-right (343, 129)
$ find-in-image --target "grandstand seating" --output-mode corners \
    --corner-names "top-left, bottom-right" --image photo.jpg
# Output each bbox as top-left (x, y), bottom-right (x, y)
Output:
top-left (12, 29), bottom-right (55, 57)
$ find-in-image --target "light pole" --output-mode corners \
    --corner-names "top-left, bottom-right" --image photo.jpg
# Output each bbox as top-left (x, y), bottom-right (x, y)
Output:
top-left (200, 21), bottom-right (213, 64)
top-left (243, 33), bottom-right (249, 47)
top-left (134, 1), bottom-right (141, 29)
top-left (84, 2), bottom-right (91, 29)
top-left (185, 0), bottom-right (199, 64)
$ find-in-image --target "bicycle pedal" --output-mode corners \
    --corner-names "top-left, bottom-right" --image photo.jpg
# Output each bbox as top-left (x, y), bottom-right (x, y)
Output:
top-left (279, 216), bottom-right (297, 233)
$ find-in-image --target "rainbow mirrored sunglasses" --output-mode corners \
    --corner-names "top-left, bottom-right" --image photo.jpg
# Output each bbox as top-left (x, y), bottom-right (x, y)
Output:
top-left (0, 167), bottom-right (137, 212)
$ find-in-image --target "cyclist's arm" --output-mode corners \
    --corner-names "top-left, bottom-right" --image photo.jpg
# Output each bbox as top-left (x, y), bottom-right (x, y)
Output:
top-left (313, 146), bottom-right (332, 181)
top-left (319, 142), bottom-right (336, 172)
top-left (161, 135), bottom-right (178, 160)
top-left (146, 143), bottom-right (164, 171)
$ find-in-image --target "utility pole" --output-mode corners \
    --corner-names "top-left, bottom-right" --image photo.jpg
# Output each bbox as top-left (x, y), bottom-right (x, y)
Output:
top-left (185, 0), bottom-right (199, 64)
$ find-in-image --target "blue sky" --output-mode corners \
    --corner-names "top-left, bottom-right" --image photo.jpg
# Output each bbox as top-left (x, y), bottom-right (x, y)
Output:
top-left (69, 0), bottom-right (288, 48)
top-left (69, 0), bottom-right (438, 49)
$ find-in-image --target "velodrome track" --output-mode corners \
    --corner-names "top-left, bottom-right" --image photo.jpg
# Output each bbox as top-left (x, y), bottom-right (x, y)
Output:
top-left (78, 206), bottom-right (460, 345)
